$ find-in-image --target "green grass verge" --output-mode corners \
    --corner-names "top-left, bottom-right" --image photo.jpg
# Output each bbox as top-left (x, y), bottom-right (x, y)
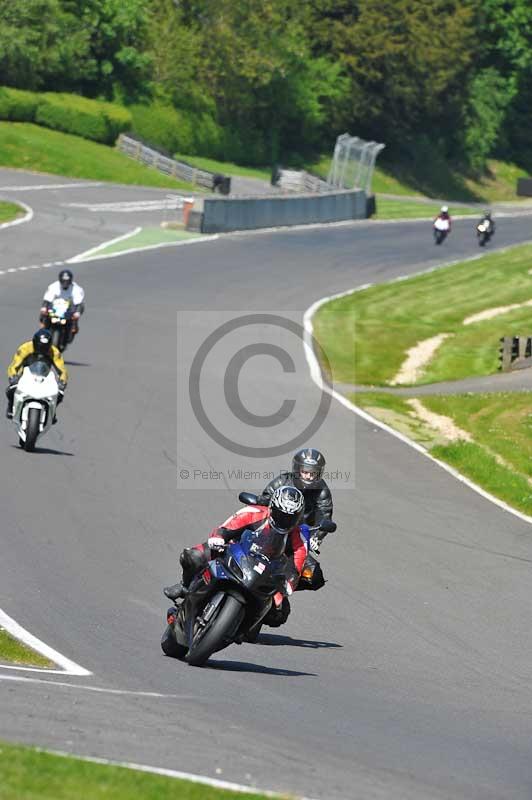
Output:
top-left (174, 153), bottom-right (271, 182)
top-left (0, 123), bottom-right (195, 190)
top-left (0, 741), bottom-right (282, 800)
top-left (0, 629), bottom-right (53, 668)
top-left (313, 243), bottom-right (532, 386)
top-left (353, 391), bottom-right (532, 515)
top-left (93, 226), bottom-right (203, 257)
top-left (0, 200), bottom-right (25, 223)
top-left (374, 199), bottom-right (478, 220)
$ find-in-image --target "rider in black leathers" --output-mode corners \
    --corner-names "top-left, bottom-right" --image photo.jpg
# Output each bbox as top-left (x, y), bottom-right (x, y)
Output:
top-left (258, 448), bottom-right (333, 590)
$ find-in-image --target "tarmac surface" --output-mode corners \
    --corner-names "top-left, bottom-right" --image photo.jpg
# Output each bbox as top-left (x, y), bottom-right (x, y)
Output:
top-left (1, 170), bottom-right (532, 799)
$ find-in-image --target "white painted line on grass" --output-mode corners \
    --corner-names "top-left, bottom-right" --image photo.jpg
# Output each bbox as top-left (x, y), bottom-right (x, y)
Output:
top-left (67, 227), bottom-right (142, 263)
top-left (34, 748), bottom-right (319, 800)
top-left (68, 233), bottom-right (219, 264)
top-left (0, 199), bottom-right (33, 230)
top-left (0, 182), bottom-right (103, 192)
top-left (303, 281), bottom-right (532, 529)
top-left (0, 608), bottom-right (92, 676)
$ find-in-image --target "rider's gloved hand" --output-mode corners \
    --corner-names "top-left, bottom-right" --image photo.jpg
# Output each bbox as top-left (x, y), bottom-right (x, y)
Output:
top-left (8, 376), bottom-right (18, 387)
top-left (207, 535), bottom-right (226, 551)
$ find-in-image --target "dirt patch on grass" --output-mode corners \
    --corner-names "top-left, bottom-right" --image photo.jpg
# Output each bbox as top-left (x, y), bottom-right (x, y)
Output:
top-left (390, 334), bottom-right (452, 385)
top-left (463, 299), bottom-right (532, 325)
top-left (407, 399), bottom-right (473, 442)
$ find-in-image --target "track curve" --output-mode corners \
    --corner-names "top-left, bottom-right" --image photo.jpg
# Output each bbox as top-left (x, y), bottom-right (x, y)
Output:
top-left (1, 192), bottom-right (532, 799)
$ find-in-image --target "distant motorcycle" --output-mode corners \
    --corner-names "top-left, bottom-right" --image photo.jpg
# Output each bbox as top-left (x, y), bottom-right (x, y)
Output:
top-left (11, 362), bottom-right (59, 451)
top-left (433, 217), bottom-right (450, 245)
top-left (476, 220), bottom-right (493, 247)
top-left (46, 297), bottom-right (73, 352)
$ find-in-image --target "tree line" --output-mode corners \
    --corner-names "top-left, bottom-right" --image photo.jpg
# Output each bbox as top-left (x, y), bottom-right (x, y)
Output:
top-left (0, 0), bottom-right (530, 171)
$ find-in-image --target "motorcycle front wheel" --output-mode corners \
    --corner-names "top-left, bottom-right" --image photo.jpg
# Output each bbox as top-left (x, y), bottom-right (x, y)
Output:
top-left (24, 407), bottom-right (41, 452)
top-left (186, 594), bottom-right (245, 667)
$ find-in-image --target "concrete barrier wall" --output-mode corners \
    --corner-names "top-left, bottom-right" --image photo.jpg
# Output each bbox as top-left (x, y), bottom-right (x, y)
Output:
top-left (200, 190), bottom-right (367, 233)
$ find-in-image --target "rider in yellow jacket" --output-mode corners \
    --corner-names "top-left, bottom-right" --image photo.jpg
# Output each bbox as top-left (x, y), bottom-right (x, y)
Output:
top-left (6, 329), bottom-right (68, 419)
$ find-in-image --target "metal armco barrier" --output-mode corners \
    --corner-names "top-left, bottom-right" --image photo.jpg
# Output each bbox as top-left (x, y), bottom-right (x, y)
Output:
top-left (199, 190), bottom-right (367, 233)
top-left (517, 178), bottom-right (532, 197)
top-left (499, 335), bottom-right (532, 371)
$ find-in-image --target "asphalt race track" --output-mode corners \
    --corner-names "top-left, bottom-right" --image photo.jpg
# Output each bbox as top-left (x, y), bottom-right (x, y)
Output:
top-left (2, 175), bottom-right (532, 799)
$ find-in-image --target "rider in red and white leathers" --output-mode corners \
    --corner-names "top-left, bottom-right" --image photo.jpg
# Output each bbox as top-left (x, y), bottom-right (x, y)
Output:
top-left (164, 486), bottom-right (308, 625)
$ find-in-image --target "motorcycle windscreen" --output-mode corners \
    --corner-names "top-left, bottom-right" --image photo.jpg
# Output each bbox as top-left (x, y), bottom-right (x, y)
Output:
top-left (238, 528), bottom-right (287, 561)
top-left (29, 361), bottom-right (51, 378)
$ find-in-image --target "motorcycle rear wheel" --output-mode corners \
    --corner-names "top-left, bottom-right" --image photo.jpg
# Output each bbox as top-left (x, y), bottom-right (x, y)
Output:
top-left (186, 594), bottom-right (245, 667)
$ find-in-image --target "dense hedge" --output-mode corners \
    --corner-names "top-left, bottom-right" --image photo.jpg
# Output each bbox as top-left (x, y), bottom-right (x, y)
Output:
top-left (0, 87), bottom-right (131, 144)
top-left (0, 87), bottom-right (40, 121)
top-left (129, 103), bottom-right (225, 159)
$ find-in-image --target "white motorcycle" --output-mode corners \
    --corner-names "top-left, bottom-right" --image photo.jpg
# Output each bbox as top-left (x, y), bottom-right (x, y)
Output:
top-left (12, 362), bottom-right (59, 451)
top-left (47, 297), bottom-right (73, 352)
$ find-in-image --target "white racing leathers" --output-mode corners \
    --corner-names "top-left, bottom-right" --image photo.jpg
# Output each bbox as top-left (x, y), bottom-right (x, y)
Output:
top-left (12, 362), bottom-right (59, 451)
top-left (43, 281), bottom-right (85, 308)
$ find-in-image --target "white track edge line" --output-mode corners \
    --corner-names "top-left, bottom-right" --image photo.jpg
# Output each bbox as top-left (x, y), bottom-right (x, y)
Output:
top-left (0, 199), bottom-right (33, 230)
top-left (0, 608), bottom-right (91, 676)
top-left (302, 276), bottom-right (532, 529)
top-left (32, 748), bottom-right (319, 799)
top-left (0, 674), bottom-right (191, 697)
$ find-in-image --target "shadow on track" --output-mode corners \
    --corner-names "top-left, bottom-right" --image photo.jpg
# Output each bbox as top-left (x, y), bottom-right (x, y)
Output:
top-left (11, 445), bottom-right (74, 457)
top-left (209, 659), bottom-right (316, 676)
top-left (257, 633), bottom-right (342, 649)
top-left (64, 361), bottom-right (91, 367)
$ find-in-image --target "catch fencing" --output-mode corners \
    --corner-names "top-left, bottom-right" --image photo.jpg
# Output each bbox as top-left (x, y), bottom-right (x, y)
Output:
top-left (327, 134), bottom-right (385, 194)
top-left (117, 134), bottom-right (230, 193)
top-left (499, 336), bottom-right (532, 371)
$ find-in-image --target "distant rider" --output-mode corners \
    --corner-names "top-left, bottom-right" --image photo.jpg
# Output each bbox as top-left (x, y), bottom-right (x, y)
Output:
top-left (164, 485), bottom-right (308, 626)
top-left (40, 269), bottom-right (85, 344)
top-left (478, 209), bottom-right (495, 237)
top-left (5, 329), bottom-right (68, 420)
top-left (434, 205), bottom-right (452, 230)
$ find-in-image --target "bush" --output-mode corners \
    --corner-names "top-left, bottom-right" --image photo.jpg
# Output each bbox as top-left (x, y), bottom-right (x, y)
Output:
top-left (130, 103), bottom-right (197, 155)
top-left (35, 93), bottom-right (131, 144)
top-left (0, 87), bottom-right (39, 121)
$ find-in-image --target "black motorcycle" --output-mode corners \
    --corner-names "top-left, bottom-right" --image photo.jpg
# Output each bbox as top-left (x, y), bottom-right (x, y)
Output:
top-left (476, 219), bottom-right (493, 247)
top-left (161, 492), bottom-right (335, 665)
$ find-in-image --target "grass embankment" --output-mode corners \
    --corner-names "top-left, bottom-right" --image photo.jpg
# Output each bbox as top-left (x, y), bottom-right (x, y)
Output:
top-left (0, 629), bottom-right (53, 668)
top-left (0, 123), bottom-right (195, 190)
top-left (174, 153), bottom-right (271, 182)
top-left (313, 243), bottom-right (532, 515)
top-left (314, 243), bottom-right (532, 386)
top-left (0, 200), bottom-right (25, 223)
top-left (352, 392), bottom-right (532, 515)
top-left (0, 742), bottom-right (279, 800)
top-left (374, 199), bottom-right (478, 219)
top-left (308, 154), bottom-right (531, 203)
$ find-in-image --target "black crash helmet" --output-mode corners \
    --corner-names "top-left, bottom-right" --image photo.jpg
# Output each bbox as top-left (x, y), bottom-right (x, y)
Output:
top-left (292, 448), bottom-right (325, 490)
top-left (59, 269), bottom-right (73, 290)
top-left (32, 329), bottom-right (53, 356)
top-left (269, 485), bottom-right (304, 533)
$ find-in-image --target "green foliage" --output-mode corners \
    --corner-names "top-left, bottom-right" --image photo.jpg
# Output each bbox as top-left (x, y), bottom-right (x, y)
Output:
top-left (463, 68), bottom-right (514, 173)
top-left (0, 87), bottom-right (131, 143)
top-left (0, 87), bottom-right (39, 121)
top-left (37, 93), bottom-right (131, 143)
